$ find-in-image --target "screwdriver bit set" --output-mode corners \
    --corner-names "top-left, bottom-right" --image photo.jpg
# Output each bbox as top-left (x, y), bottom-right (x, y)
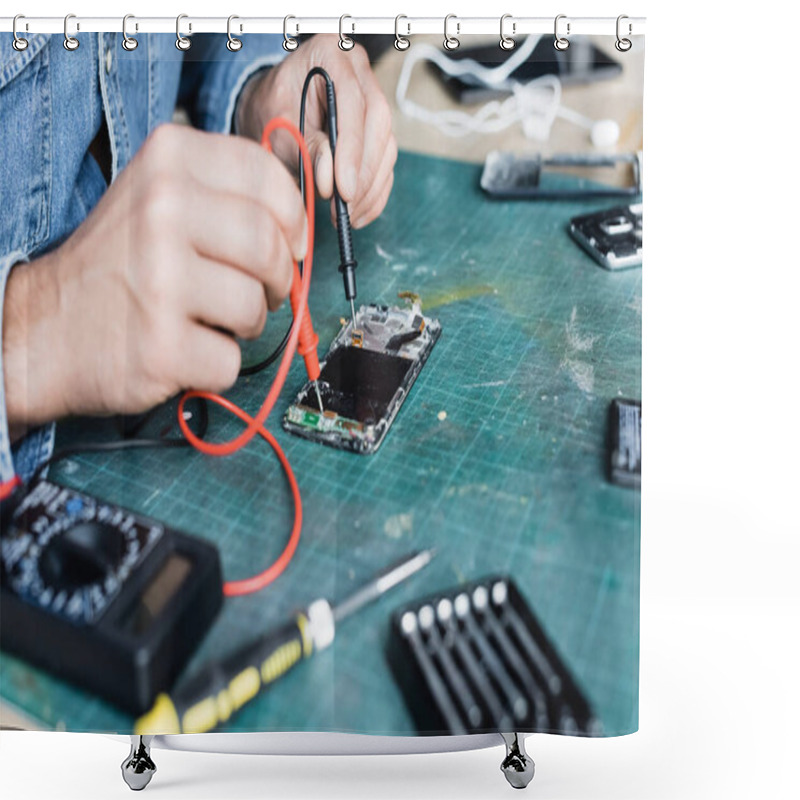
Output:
top-left (387, 576), bottom-right (601, 736)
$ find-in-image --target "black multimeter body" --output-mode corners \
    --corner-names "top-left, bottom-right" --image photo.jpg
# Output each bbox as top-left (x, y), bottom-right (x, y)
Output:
top-left (0, 480), bottom-right (223, 715)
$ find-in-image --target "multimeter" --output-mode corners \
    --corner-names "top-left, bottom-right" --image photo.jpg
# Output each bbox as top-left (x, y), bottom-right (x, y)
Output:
top-left (0, 480), bottom-right (223, 715)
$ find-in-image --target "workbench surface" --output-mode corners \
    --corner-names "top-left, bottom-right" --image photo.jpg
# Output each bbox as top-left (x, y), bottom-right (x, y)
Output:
top-left (0, 151), bottom-right (641, 736)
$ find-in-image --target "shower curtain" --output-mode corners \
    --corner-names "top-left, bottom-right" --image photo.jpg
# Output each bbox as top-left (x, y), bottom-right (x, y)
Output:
top-left (0, 23), bottom-right (643, 741)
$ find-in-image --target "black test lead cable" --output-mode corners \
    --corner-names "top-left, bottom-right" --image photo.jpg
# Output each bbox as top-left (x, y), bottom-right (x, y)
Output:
top-left (239, 66), bottom-right (358, 378)
top-left (1, 400), bottom-right (209, 529)
top-left (298, 67), bottom-right (359, 329)
top-left (26, 398), bottom-right (210, 488)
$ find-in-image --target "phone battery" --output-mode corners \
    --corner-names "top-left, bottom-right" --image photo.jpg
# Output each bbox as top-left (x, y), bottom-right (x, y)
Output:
top-left (608, 398), bottom-right (641, 488)
top-left (570, 204), bottom-right (642, 270)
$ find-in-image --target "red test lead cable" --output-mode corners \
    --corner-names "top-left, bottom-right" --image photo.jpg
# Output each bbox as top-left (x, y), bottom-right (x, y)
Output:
top-left (0, 475), bottom-right (22, 503)
top-left (177, 118), bottom-right (321, 597)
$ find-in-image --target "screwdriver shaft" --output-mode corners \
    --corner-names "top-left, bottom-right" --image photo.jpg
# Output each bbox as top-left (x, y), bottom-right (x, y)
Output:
top-left (313, 380), bottom-right (324, 413)
top-left (333, 549), bottom-right (435, 623)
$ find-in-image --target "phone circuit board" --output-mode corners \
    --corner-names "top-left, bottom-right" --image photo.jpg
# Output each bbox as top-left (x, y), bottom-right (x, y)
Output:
top-left (283, 296), bottom-right (441, 454)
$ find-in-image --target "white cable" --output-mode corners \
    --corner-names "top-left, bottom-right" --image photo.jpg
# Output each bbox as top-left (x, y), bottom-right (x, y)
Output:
top-left (395, 37), bottom-right (563, 140)
top-left (395, 36), bottom-right (619, 146)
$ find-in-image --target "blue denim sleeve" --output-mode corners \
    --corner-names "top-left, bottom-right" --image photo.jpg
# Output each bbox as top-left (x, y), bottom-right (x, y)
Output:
top-left (178, 34), bottom-right (286, 134)
top-left (0, 251), bottom-right (56, 483)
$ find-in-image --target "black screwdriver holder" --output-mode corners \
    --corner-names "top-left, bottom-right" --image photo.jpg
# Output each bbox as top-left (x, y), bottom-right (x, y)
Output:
top-left (387, 576), bottom-right (600, 737)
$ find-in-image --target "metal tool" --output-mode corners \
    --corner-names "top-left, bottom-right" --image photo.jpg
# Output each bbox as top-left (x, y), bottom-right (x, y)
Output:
top-left (472, 585), bottom-right (550, 729)
top-left (491, 580), bottom-right (562, 696)
top-left (312, 380), bottom-right (324, 413)
top-left (400, 610), bottom-right (467, 735)
top-left (419, 601), bottom-right (483, 728)
top-left (388, 575), bottom-right (599, 741)
top-left (135, 549), bottom-right (435, 734)
top-left (454, 592), bottom-right (529, 723)
top-left (439, 596), bottom-right (511, 729)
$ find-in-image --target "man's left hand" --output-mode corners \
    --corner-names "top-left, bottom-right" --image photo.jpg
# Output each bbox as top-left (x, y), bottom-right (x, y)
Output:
top-left (237, 35), bottom-right (397, 230)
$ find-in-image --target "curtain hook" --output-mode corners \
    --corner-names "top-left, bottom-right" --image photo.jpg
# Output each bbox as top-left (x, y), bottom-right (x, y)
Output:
top-left (283, 15), bottom-right (298, 51)
top-left (615, 15), bottom-right (632, 52)
top-left (339, 15), bottom-right (355, 51)
top-left (12, 14), bottom-right (29, 51)
top-left (554, 14), bottom-right (570, 51)
top-left (443, 14), bottom-right (460, 51)
top-left (500, 14), bottom-right (516, 51)
top-left (63, 13), bottom-right (79, 51)
top-left (176, 14), bottom-right (192, 51)
top-left (227, 15), bottom-right (243, 51)
top-left (122, 14), bottom-right (138, 51)
top-left (394, 15), bottom-right (410, 51)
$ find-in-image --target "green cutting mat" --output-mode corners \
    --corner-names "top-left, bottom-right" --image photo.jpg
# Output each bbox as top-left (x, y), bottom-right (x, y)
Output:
top-left (0, 152), bottom-right (640, 736)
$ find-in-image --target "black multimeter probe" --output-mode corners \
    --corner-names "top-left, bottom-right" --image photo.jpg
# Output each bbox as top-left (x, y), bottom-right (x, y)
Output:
top-left (299, 67), bottom-right (359, 328)
top-left (240, 66), bottom-right (359, 377)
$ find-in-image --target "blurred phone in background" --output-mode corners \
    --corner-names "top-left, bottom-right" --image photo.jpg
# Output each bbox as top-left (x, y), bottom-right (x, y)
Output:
top-left (430, 37), bottom-right (622, 104)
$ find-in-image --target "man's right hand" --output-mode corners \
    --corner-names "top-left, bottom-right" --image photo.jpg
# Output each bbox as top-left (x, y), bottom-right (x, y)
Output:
top-left (2, 123), bottom-right (306, 435)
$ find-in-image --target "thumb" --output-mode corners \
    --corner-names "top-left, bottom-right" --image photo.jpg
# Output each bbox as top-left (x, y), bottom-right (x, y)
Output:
top-left (304, 131), bottom-right (333, 200)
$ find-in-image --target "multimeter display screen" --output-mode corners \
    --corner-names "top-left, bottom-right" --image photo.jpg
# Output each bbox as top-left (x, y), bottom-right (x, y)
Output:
top-left (122, 554), bottom-right (192, 636)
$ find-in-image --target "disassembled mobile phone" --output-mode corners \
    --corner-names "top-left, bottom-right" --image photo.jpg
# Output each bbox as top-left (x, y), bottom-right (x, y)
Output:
top-left (0, 479), bottom-right (223, 713)
top-left (570, 204), bottom-right (643, 270)
top-left (283, 296), bottom-right (441, 455)
top-left (480, 151), bottom-right (642, 200)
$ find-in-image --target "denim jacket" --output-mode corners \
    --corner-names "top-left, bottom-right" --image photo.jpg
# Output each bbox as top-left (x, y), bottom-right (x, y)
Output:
top-left (0, 33), bottom-right (285, 483)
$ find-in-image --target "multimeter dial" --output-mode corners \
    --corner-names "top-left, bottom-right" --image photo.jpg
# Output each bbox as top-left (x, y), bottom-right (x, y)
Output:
top-left (39, 521), bottom-right (127, 591)
top-left (1, 481), bottom-right (163, 625)
top-left (1, 478), bottom-right (223, 715)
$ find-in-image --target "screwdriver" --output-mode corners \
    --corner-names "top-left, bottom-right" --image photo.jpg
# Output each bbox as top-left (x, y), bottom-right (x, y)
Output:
top-left (134, 549), bottom-right (435, 735)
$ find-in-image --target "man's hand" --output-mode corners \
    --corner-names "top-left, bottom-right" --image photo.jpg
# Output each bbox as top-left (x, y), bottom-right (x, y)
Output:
top-left (236, 35), bottom-right (397, 229)
top-left (2, 124), bottom-right (305, 433)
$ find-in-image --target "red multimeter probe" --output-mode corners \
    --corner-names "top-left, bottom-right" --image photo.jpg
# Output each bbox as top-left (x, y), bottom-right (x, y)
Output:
top-left (177, 117), bottom-right (321, 597)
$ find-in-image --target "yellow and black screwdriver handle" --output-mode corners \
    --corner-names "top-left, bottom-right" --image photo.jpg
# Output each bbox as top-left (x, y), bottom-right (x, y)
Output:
top-left (135, 599), bottom-right (335, 735)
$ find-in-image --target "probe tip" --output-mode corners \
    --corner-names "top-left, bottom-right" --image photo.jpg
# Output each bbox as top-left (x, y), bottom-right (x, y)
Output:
top-left (349, 298), bottom-right (357, 329)
top-left (313, 381), bottom-right (324, 414)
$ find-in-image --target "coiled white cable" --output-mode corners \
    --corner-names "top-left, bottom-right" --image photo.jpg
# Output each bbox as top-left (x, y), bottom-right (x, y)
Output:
top-left (395, 35), bottom-right (619, 147)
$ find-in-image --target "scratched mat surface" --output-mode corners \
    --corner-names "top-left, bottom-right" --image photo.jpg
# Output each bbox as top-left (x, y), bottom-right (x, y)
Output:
top-left (0, 152), bottom-right (641, 736)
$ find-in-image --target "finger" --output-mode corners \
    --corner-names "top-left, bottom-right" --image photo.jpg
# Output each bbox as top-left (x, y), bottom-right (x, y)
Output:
top-left (328, 59), bottom-right (367, 202)
top-left (350, 135), bottom-right (397, 228)
top-left (177, 323), bottom-right (242, 393)
top-left (353, 169), bottom-right (395, 231)
top-left (182, 186), bottom-right (294, 311)
top-left (185, 256), bottom-right (268, 340)
top-left (141, 125), bottom-right (307, 260)
top-left (304, 130), bottom-right (334, 199)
